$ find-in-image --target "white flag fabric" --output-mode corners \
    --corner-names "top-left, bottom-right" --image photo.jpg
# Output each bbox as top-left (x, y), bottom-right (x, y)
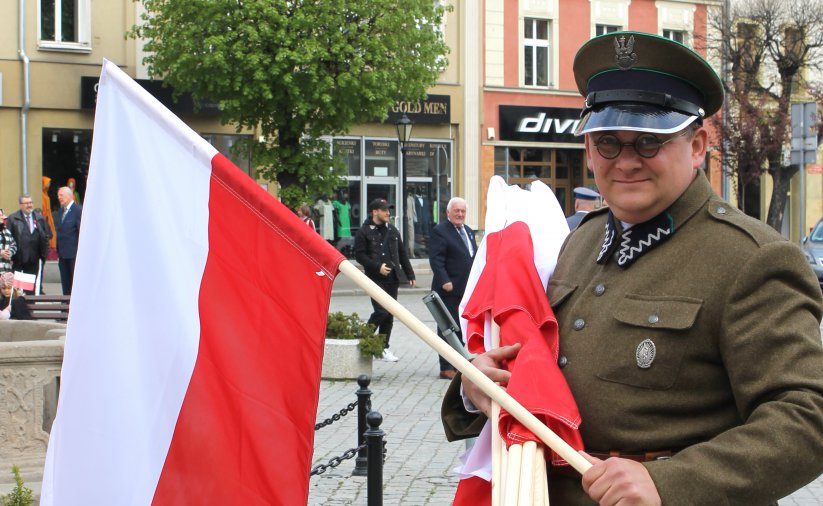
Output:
top-left (12, 271), bottom-right (36, 292)
top-left (41, 60), bottom-right (343, 505)
top-left (454, 175), bottom-right (574, 488)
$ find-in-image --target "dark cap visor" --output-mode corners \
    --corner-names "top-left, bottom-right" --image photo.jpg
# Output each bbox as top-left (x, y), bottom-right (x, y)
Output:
top-left (574, 103), bottom-right (698, 136)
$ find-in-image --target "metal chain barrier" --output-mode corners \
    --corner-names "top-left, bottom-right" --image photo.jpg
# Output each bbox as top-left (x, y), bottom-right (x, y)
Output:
top-left (310, 444), bottom-right (367, 476)
top-left (315, 401), bottom-right (358, 431)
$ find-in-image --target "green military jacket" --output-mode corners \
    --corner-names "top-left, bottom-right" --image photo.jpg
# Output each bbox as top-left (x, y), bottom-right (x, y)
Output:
top-left (442, 174), bottom-right (823, 505)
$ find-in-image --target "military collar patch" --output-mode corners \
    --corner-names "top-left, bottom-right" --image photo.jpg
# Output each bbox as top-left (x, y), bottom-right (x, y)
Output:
top-left (597, 210), bottom-right (675, 268)
top-left (614, 34), bottom-right (637, 70)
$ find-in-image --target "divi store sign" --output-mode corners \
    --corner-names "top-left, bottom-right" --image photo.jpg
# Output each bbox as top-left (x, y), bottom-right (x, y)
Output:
top-left (498, 106), bottom-right (583, 143)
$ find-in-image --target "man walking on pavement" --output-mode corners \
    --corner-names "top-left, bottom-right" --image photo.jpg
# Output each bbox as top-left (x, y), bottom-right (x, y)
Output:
top-left (428, 197), bottom-right (476, 379)
top-left (354, 198), bottom-right (416, 362)
top-left (56, 186), bottom-right (82, 295)
top-left (7, 194), bottom-right (51, 293)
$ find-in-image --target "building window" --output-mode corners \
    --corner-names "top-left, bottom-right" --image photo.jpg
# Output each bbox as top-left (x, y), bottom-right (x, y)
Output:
top-left (201, 134), bottom-right (253, 175)
top-left (494, 146), bottom-right (590, 215)
top-left (662, 29), bottom-right (685, 44)
top-left (39, 0), bottom-right (91, 51)
top-left (524, 18), bottom-right (550, 87)
top-left (596, 24), bottom-right (621, 36)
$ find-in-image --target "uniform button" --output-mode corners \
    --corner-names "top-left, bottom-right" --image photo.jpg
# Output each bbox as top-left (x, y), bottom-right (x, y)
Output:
top-left (573, 319), bottom-right (585, 330)
top-left (648, 314), bottom-right (659, 324)
top-left (594, 283), bottom-right (606, 296)
top-left (558, 355), bottom-right (568, 368)
top-left (717, 206), bottom-right (727, 214)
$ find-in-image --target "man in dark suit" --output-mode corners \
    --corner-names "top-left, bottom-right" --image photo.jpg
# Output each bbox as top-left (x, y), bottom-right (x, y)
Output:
top-left (428, 197), bottom-right (476, 379)
top-left (565, 187), bottom-right (600, 229)
top-left (56, 186), bottom-right (82, 295)
top-left (7, 193), bottom-right (51, 293)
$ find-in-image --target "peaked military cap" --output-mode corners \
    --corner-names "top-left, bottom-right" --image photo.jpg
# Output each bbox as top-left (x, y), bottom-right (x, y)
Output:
top-left (573, 31), bottom-right (724, 135)
top-left (573, 187), bottom-right (600, 200)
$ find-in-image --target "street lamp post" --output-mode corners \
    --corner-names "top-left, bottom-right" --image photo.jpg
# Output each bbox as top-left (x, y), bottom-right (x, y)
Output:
top-left (395, 113), bottom-right (414, 245)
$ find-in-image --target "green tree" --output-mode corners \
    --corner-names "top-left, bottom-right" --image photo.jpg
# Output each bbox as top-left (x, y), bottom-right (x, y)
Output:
top-left (130, 0), bottom-right (450, 208)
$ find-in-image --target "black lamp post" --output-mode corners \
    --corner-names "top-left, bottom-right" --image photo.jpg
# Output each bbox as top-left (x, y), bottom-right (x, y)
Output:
top-left (395, 113), bottom-right (414, 243)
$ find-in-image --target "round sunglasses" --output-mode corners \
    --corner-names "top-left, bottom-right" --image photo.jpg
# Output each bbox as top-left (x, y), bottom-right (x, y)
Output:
top-left (593, 129), bottom-right (691, 159)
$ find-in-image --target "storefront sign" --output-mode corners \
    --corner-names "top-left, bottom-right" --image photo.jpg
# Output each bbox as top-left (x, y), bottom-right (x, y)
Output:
top-left (499, 106), bottom-right (584, 143)
top-left (80, 76), bottom-right (220, 115)
top-left (385, 95), bottom-right (450, 124)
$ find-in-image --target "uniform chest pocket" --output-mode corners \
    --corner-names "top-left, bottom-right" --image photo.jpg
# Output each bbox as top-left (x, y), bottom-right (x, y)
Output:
top-left (597, 294), bottom-right (703, 390)
top-left (548, 279), bottom-right (577, 309)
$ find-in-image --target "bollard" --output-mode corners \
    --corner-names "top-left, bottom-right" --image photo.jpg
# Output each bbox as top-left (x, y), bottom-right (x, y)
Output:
top-left (353, 374), bottom-right (372, 476)
top-left (365, 411), bottom-right (385, 506)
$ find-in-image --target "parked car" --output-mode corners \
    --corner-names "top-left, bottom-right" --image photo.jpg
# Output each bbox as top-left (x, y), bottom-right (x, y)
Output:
top-left (801, 218), bottom-right (823, 287)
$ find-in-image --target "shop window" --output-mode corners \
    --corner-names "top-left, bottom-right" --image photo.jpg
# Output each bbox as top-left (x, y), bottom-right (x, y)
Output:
top-left (334, 138), bottom-right (362, 176)
top-left (524, 18), bottom-right (551, 87)
top-left (365, 140), bottom-right (398, 177)
top-left (42, 128), bottom-right (91, 214)
top-left (596, 24), bottom-right (621, 36)
top-left (39, 0), bottom-right (91, 51)
top-left (201, 134), bottom-right (252, 175)
top-left (494, 146), bottom-right (587, 215)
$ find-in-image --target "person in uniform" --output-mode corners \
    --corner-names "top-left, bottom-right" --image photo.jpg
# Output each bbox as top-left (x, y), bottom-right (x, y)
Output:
top-left (442, 31), bottom-right (823, 505)
top-left (566, 187), bottom-right (601, 229)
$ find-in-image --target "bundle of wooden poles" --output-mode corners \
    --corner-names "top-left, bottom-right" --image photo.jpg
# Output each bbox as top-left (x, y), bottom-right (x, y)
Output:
top-left (338, 261), bottom-right (591, 504)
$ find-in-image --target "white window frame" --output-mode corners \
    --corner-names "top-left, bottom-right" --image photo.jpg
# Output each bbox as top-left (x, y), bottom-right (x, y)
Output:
top-left (38, 0), bottom-right (92, 52)
top-left (662, 29), bottom-right (687, 44)
top-left (523, 17), bottom-right (551, 88)
top-left (596, 24), bottom-right (621, 36)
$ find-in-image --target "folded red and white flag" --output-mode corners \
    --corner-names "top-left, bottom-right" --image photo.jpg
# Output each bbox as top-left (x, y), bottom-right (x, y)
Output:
top-left (12, 271), bottom-right (36, 292)
top-left (41, 60), bottom-right (344, 505)
top-left (454, 176), bottom-right (583, 502)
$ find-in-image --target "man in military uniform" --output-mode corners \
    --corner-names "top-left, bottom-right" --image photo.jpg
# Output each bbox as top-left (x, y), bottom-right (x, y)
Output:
top-left (566, 187), bottom-right (601, 229)
top-left (443, 31), bottom-right (823, 505)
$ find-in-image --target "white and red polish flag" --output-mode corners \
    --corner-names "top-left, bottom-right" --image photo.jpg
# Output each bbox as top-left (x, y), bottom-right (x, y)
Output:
top-left (452, 176), bottom-right (584, 504)
top-left (12, 271), bottom-right (36, 292)
top-left (41, 60), bottom-right (344, 505)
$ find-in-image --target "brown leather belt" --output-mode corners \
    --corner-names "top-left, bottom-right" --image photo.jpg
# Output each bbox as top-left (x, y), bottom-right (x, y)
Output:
top-left (551, 450), bottom-right (675, 478)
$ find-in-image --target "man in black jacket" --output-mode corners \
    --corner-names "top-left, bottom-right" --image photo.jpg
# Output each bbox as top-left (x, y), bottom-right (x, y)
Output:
top-left (7, 193), bottom-right (51, 294)
top-left (354, 198), bottom-right (416, 362)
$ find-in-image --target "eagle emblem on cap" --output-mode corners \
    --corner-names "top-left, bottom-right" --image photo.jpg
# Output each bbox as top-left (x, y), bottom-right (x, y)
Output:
top-left (614, 34), bottom-right (637, 70)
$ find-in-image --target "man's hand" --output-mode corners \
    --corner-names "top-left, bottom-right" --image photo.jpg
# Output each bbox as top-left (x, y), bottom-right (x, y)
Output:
top-left (581, 452), bottom-right (662, 506)
top-left (0, 249), bottom-right (10, 261)
top-left (461, 343), bottom-right (521, 417)
top-left (442, 281), bottom-right (454, 292)
top-left (379, 263), bottom-right (392, 276)
top-left (409, 279), bottom-right (417, 287)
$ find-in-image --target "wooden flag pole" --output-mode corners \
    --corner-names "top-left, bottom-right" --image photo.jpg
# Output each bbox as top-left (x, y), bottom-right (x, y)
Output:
top-left (518, 441), bottom-right (536, 506)
top-left (491, 322), bottom-right (503, 506)
top-left (338, 260), bottom-right (592, 474)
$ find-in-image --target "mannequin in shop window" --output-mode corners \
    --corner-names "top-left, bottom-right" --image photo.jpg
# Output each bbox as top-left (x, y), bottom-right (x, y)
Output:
top-left (333, 191), bottom-right (354, 257)
top-left (414, 190), bottom-right (431, 236)
top-left (406, 189), bottom-right (417, 258)
top-left (68, 178), bottom-right (82, 206)
top-left (41, 177), bottom-right (57, 251)
top-left (314, 195), bottom-right (335, 243)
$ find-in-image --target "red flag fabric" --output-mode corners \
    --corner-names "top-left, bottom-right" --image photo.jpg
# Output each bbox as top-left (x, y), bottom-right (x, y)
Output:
top-left (463, 221), bottom-right (583, 464)
top-left (452, 176), bottom-right (582, 503)
top-left (42, 60), bottom-right (344, 505)
top-left (453, 475), bottom-right (492, 506)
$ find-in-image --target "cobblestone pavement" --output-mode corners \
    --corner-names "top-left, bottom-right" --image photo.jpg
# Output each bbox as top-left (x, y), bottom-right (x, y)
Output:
top-left (310, 262), bottom-right (823, 505)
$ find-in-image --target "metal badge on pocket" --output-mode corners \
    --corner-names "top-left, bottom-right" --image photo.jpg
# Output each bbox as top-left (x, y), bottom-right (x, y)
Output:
top-left (636, 339), bottom-right (656, 369)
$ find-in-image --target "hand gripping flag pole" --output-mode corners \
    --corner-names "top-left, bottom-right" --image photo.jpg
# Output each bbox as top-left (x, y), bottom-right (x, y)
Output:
top-left (337, 260), bottom-right (592, 475)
